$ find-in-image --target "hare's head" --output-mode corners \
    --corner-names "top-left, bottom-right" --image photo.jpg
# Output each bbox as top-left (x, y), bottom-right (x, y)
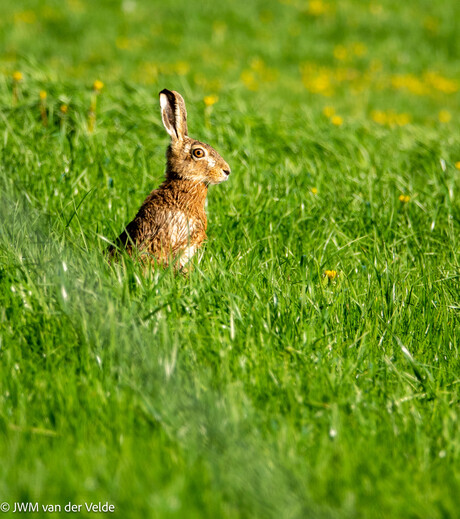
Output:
top-left (159, 89), bottom-right (231, 185)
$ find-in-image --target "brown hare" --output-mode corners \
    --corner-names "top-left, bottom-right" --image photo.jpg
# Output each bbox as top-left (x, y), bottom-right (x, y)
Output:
top-left (108, 89), bottom-right (231, 270)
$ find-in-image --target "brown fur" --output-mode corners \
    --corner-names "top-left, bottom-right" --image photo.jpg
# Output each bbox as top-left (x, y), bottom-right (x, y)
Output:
top-left (108, 89), bottom-right (230, 269)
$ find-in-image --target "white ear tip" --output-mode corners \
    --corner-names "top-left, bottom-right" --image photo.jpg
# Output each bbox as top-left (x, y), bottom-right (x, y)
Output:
top-left (160, 93), bottom-right (168, 110)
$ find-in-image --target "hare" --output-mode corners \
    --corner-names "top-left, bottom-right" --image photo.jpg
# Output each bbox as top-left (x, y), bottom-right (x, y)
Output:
top-left (108, 89), bottom-right (231, 270)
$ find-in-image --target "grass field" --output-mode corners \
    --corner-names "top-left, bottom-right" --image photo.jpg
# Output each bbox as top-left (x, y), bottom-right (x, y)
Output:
top-left (1, 0), bottom-right (460, 517)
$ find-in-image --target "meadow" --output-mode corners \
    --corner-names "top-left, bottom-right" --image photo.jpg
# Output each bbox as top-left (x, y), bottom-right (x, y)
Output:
top-left (0, 0), bottom-right (459, 517)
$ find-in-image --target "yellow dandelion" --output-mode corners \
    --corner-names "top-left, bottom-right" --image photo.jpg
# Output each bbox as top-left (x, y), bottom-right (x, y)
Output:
top-left (395, 112), bottom-right (411, 126)
top-left (333, 45), bottom-right (347, 61)
top-left (204, 95), bottom-right (218, 107)
top-left (455, 162), bottom-right (460, 170)
top-left (323, 106), bottom-right (335, 117)
top-left (308, 0), bottom-right (329, 16)
top-left (12, 71), bottom-right (23, 106)
top-left (39, 91), bottom-right (48, 126)
top-left (425, 72), bottom-right (458, 94)
top-left (93, 80), bottom-right (104, 92)
top-left (300, 63), bottom-right (334, 96)
top-left (391, 74), bottom-right (427, 96)
top-left (371, 110), bottom-right (387, 125)
top-left (399, 194), bottom-right (410, 203)
top-left (331, 115), bottom-right (343, 126)
top-left (240, 69), bottom-right (259, 91)
top-left (311, 187), bottom-right (318, 194)
top-left (14, 10), bottom-right (37, 24)
top-left (324, 270), bottom-right (338, 280)
top-left (310, 73), bottom-right (333, 95)
top-left (438, 110), bottom-right (451, 123)
top-left (60, 104), bottom-right (68, 114)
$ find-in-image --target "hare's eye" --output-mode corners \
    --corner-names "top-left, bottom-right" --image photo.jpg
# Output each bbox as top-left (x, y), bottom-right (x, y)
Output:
top-left (192, 148), bottom-right (205, 159)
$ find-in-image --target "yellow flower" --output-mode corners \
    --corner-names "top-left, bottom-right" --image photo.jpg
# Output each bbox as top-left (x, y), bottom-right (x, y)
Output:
top-left (399, 194), bottom-right (410, 203)
top-left (371, 110), bottom-right (387, 125)
top-left (39, 90), bottom-right (47, 100)
top-left (425, 72), bottom-right (458, 94)
top-left (311, 187), bottom-right (318, 194)
top-left (93, 80), bottom-right (104, 92)
top-left (240, 70), bottom-right (259, 91)
top-left (323, 106), bottom-right (335, 117)
top-left (438, 110), bottom-right (451, 123)
top-left (455, 162), bottom-right (460, 170)
top-left (300, 63), bottom-right (334, 96)
top-left (174, 61), bottom-right (190, 76)
top-left (331, 115), bottom-right (343, 126)
top-left (204, 95), bottom-right (218, 107)
top-left (391, 74), bottom-right (427, 96)
top-left (395, 113), bottom-right (411, 126)
top-left (371, 110), bottom-right (387, 124)
top-left (333, 45), bottom-right (347, 61)
top-left (60, 104), bottom-right (68, 114)
top-left (308, 0), bottom-right (329, 16)
top-left (14, 10), bottom-right (37, 24)
top-left (324, 270), bottom-right (338, 280)
top-left (12, 71), bottom-right (23, 82)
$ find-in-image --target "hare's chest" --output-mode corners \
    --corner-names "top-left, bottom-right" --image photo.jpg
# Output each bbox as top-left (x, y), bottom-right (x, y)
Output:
top-left (178, 243), bottom-right (200, 269)
top-left (167, 210), bottom-right (205, 248)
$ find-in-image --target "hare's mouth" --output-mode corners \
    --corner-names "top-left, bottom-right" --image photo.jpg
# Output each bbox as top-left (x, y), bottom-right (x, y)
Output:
top-left (218, 168), bottom-right (231, 182)
top-left (207, 168), bottom-right (231, 185)
top-left (219, 171), bottom-right (231, 183)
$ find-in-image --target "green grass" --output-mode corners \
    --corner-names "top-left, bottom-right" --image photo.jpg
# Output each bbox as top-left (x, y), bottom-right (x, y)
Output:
top-left (1, 0), bottom-right (460, 517)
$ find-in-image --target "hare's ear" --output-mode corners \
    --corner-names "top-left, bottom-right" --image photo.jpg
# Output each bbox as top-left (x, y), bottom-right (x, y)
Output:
top-left (159, 89), bottom-right (188, 141)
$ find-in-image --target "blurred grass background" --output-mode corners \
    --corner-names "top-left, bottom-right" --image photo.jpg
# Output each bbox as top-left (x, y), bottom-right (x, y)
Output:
top-left (2, 0), bottom-right (460, 115)
top-left (0, 1), bottom-right (459, 518)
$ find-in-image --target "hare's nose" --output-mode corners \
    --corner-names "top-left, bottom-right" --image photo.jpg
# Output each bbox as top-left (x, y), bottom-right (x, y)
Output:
top-left (223, 169), bottom-right (231, 176)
